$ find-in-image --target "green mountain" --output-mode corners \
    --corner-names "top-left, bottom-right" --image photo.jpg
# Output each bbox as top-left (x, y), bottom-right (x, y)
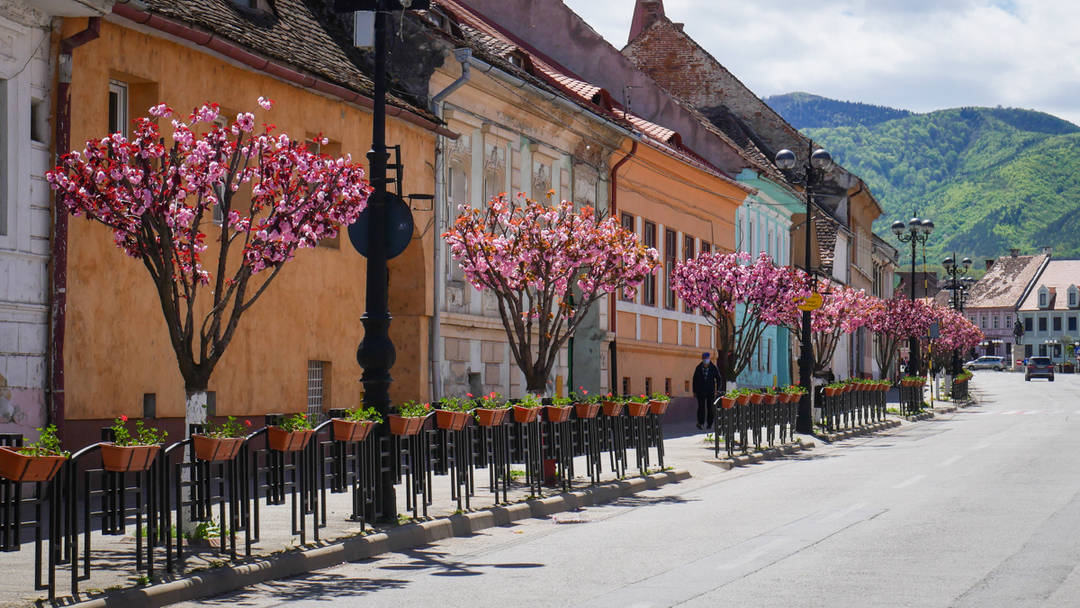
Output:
top-left (764, 92), bottom-right (912, 129)
top-left (770, 97), bottom-right (1080, 263)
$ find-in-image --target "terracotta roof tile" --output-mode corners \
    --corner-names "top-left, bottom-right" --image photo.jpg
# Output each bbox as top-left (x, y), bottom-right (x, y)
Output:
top-left (1018, 259), bottom-right (1080, 311)
top-left (967, 253), bottom-right (1048, 309)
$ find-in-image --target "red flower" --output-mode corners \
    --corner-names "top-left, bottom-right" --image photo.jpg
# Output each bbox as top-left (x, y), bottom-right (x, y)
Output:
top-left (244, 419), bottom-right (252, 427)
top-left (466, 393), bottom-right (474, 398)
top-left (423, 403), bottom-right (430, 409)
top-left (120, 414), bottom-right (128, 422)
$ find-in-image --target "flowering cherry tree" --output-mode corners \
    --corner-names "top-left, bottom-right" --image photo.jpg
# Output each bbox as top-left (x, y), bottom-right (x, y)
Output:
top-left (443, 195), bottom-right (658, 394)
top-left (47, 99), bottom-right (371, 428)
top-left (927, 305), bottom-right (984, 370)
top-left (672, 251), bottom-right (806, 381)
top-left (780, 276), bottom-right (877, 373)
top-left (866, 296), bottom-right (934, 378)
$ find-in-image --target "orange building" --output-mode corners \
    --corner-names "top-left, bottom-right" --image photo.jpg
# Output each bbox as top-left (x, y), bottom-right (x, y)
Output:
top-left (54, 2), bottom-right (445, 445)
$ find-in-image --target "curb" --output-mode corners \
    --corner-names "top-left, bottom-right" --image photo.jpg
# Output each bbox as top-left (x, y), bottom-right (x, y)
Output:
top-left (903, 411), bottom-right (935, 422)
top-left (70, 469), bottom-right (690, 607)
top-left (817, 419), bottom-right (901, 443)
top-left (705, 439), bottom-right (814, 470)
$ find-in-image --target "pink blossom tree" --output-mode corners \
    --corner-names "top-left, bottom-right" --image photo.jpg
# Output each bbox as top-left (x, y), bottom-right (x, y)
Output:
top-left (443, 195), bottom-right (659, 394)
top-left (780, 277), bottom-right (877, 373)
top-left (46, 99), bottom-right (371, 428)
top-left (866, 296), bottom-right (934, 379)
top-left (672, 251), bottom-right (806, 381)
top-left (928, 305), bottom-right (984, 370)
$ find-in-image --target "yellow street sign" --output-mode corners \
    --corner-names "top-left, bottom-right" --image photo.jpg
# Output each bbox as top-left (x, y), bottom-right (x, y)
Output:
top-left (797, 292), bottom-right (823, 311)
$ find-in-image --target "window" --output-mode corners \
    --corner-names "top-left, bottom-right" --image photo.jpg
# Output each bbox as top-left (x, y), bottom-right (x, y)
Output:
top-left (644, 377), bottom-right (652, 395)
top-left (307, 360), bottom-right (330, 419)
top-left (1053, 316), bottom-right (1062, 331)
top-left (108, 80), bottom-right (129, 137)
top-left (622, 377), bottom-right (630, 396)
top-left (748, 219), bottom-right (754, 255)
top-left (1025, 344), bottom-right (1033, 358)
top-left (683, 235), bottom-right (695, 262)
top-left (1039, 344), bottom-right (1047, 356)
top-left (30, 98), bottom-right (47, 144)
top-left (1039, 289), bottom-right (1048, 308)
top-left (1039, 317), bottom-right (1047, 332)
top-left (1069, 317), bottom-right (1077, 332)
top-left (1025, 317), bottom-right (1033, 332)
top-left (766, 338), bottom-right (773, 373)
top-left (664, 228), bottom-right (677, 309)
top-left (642, 221), bottom-right (657, 306)
top-left (621, 213), bottom-right (635, 301)
top-left (993, 316), bottom-right (999, 329)
top-left (664, 378), bottom-right (671, 395)
top-left (1070, 288), bottom-right (1078, 308)
top-left (701, 242), bottom-right (711, 255)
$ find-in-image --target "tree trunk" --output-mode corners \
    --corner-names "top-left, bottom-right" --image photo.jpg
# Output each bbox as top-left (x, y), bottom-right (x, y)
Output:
top-left (185, 388), bottom-right (208, 438)
top-left (525, 369), bottom-right (550, 396)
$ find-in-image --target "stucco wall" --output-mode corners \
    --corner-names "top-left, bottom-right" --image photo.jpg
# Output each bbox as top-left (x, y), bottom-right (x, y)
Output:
top-left (61, 19), bottom-right (435, 426)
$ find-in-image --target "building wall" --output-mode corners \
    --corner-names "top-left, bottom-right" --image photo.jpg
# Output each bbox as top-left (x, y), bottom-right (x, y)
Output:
top-left (60, 19), bottom-right (435, 439)
top-left (0, 4), bottom-right (56, 437)
top-left (431, 60), bottom-right (622, 399)
top-left (613, 141), bottom-right (743, 398)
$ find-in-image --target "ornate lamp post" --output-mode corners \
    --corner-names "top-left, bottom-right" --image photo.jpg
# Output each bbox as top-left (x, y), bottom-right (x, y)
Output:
top-left (775, 144), bottom-right (833, 434)
top-left (891, 215), bottom-right (934, 374)
top-left (942, 254), bottom-right (974, 375)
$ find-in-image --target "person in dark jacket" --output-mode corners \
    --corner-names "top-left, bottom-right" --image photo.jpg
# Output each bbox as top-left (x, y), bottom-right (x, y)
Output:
top-left (692, 352), bottom-right (722, 430)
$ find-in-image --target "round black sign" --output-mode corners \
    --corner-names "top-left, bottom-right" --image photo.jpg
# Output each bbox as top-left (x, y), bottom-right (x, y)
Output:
top-left (348, 192), bottom-right (415, 259)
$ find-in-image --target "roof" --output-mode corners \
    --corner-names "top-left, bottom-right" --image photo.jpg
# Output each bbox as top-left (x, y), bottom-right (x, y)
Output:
top-left (1018, 259), bottom-right (1080, 311)
top-left (136, 0), bottom-right (435, 122)
top-left (967, 253), bottom-right (1048, 309)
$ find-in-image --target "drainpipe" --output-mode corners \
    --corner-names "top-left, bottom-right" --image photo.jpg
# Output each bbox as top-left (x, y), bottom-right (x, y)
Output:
top-left (428, 48), bottom-right (472, 401)
top-left (49, 17), bottom-right (102, 433)
top-left (607, 140), bottom-right (637, 394)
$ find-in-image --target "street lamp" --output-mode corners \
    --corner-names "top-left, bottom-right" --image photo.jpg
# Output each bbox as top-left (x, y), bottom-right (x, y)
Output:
top-left (941, 254), bottom-right (974, 375)
top-left (775, 144), bottom-right (833, 434)
top-left (891, 214), bottom-right (934, 375)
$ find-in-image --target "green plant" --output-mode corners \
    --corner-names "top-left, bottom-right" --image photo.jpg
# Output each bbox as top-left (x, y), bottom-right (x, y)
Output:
top-left (600, 392), bottom-right (625, 403)
top-left (627, 394), bottom-right (650, 404)
top-left (550, 395), bottom-right (573, 406)
top-left (475, 391), bottom-right (508, 409)
top-left (396, 401), bottom-right (431, 417)
top-left (649, 392), bottom-right (670, 402)
top-left (902, 375), bottom-right (924, 383)
top-left (18, 424), bottom-right (69, 457)
top-left (725, 387), bottom-right (754, 399)
top-left (517, 394), bottom-right (542, 408)
top-left (276, 412), bottom-right (313, 432)
top-left (826, 381), bottom-right (847, 389)
top-left (109, 416), bottom-right (168, 446)
top-left (201, 416), bottom-right (251, 438)
top-left (437, 396), bottom-right (475, 412)
top-left (783, 385), bottom-right (808, 395)
top-left (341, 406), bottom-right (383, 423)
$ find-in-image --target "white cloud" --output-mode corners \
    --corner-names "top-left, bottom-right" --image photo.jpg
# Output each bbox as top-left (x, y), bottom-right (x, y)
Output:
top-left (563, 0), bottom-right (1080, 125)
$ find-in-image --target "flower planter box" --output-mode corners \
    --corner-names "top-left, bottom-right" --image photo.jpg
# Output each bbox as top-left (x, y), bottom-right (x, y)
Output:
top-left (574, 403), bottom-right (601, 419)
top-left (435, 410), bottom-right (470, 431)
top-left (735, 394), bottom-right (752, 406)
top-left (626, 402), bottom-right (649, 417)
top-left (331, 419), bottom-right (376, 443)
top-left (600, 401), bottom-right (624, 417)
top-left (648, 400), bottom-right (670, 415)
top-left (475, 408), bottom-right (509, 427)
top-left (267, 427), bottom-right (315, 452)
top-left (100, 444), bottom-right (160, 473)
top-left (0, 447), bottom-right (66, 483)
top-left (192, 435), bottom-right (245, 462)
top-left (823, 387), bottom-right (839, 397)
top-left (544, 405), bottom-right (573, 423)
top-left (748, 393), bottom-right (764, 405)
top-left (761, 394), bottom-right (777, 405)
top-left (512, 405), bottom-right (541, 424)
top-left (720, 396), bottom-right (736, 409)
top-left (388, 415), bottom-right (426, 436)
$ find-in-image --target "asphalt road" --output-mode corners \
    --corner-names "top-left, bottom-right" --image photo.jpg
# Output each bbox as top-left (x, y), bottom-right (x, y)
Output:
top-left (179, 370), bottom-right (1080, 608)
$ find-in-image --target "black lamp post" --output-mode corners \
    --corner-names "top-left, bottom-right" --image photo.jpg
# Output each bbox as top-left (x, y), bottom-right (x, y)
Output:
top-left (891, 215), bottom-right (934, 375)
top-left (942, 254), bottom-right (974, 375)
top-left (775, 143), bottom-right (833, 434)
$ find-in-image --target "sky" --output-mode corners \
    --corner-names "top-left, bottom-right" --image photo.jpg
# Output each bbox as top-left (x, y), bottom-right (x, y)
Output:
top-left (562, 0), bottom-right (1080, 126)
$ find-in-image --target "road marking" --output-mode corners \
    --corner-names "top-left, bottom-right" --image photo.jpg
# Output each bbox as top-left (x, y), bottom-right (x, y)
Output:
top-left (892, 474), bottom-right (926, 489)
top-left (940, 455), bottom-right (962, 467)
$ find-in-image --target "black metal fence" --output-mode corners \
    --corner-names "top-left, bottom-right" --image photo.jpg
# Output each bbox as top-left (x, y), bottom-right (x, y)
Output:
top-left (899, 381), bottom-right (925, 416)
top-left (0, 406), bottom-right (666, 601)
top-left (712, 396), bottom-right (799, 459)
top-left (951, 378), bottom-right (969, 400)
top-left (818, 386), bottom-right (888, 433)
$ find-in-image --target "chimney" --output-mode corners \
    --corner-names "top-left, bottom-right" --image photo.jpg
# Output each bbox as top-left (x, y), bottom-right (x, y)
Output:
top-left (1010, 248), bottom-right (1019, 257)
top-left (629, 0), bottom-right (666, 43)
top-left (1042, 246), bottom-right (1053, 256)
top-left (985, 259), bottom-right (995, 271)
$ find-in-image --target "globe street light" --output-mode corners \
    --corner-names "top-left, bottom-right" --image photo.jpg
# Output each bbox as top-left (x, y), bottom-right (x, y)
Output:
top-left (891, 215), bottom-right (934, 375)
top-left (775, 143), bottom-right (832, 434)
top-left (942, 254), bottom-right (974, 375)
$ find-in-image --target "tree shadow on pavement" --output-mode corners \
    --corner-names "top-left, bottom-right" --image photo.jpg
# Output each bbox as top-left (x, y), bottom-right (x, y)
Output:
top-left (376, 546), bottom-right (544, 578)
top-left (180, 570), bottom-right (410, 605)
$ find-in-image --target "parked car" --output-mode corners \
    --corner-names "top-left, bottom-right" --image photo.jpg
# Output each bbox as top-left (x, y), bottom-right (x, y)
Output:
top-left (964, 356), bottom-right (1006, 371)
top-left (1025, 356), bottom-right (1055, 381)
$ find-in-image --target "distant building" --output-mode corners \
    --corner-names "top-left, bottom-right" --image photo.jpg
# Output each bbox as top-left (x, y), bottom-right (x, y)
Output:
top-left (965, 251), bottom-right (1049, 361)
top-left (1016, 259), bottom-right (1080, 363)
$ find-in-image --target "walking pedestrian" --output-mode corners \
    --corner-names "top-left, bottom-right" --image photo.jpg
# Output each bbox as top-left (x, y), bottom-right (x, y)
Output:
top-left (692, 352), bottom-right (721, 431)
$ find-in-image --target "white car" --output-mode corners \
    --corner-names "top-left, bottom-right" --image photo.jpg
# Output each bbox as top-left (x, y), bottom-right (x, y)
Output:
top-left (964, 356), bottom-right (1005, 371)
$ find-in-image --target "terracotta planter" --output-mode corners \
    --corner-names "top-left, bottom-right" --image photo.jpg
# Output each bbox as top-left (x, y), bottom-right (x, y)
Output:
top-left (735, 394), bottom-right (752, 406)
top-left (388, 415), bottom-right (426, 436)
top-left (513, 405), bottom-right (541, 424)
top-left (648, 399), bottom-right (670, 415)
top-left (331, 419), bottom-right (376, 443)
top-left (789, 392), bottom-right (805, 403)
top-left (761, 394), bottom-right (777, 405)
top-left (600, 401), bottom-right (624, 417)
top-left (574, 402), bottom-right (601, 419)
top-left (544, 405), bottom-right (573, 423)
top-left (475, 408), bottom-right (509, 427)
top-left (192, 435), bottom-right (244, 462)
top-left (0, 447), bottom-right (66, 483)
top-left (720, 396), bottom-right (736, 409)
top-left (748, 393), bottom-right (764, 405)
top-left (823, 387), bottom-right (839, 397)
top-left (267, 427), bottom-right (315, 452)
top-left (435, 410), bottom-right (470, 431)
top-left (100, 443), bottom-right (160, 473)
top-left (626, 402), bottom-right (649, 417)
